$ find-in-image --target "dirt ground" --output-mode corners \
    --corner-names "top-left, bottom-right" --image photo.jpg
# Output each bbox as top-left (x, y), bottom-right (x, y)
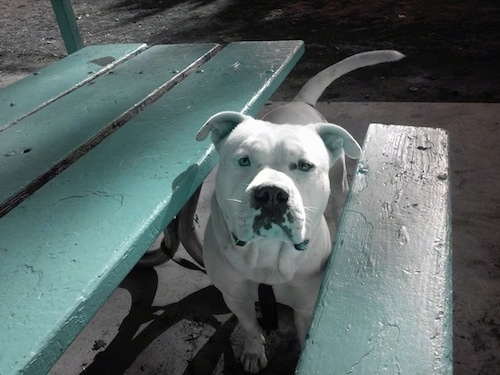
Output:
top-left (1, 0), bottom-right (500, 102)
top-left (1, 0), bottom-right (499, 374)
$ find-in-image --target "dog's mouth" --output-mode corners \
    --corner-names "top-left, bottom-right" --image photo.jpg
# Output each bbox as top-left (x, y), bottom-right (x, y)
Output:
top-left (231, 232), bottom-right (310, 251)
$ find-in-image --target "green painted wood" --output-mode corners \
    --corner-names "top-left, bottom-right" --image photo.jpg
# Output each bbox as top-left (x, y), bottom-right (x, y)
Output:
top-left (0, 43), bottom-right (221, 216)
top-left (0, 40), bottom-right (304, 375)
top-left (51, 0), bottom-right (84, 53)
top-left (0, 44), bottom-right (147, 130)
top-left (297, 124), bottom-right (453, 374)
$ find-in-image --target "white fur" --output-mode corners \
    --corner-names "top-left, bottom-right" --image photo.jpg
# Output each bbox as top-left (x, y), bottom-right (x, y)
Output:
top-left (196, 50), bottom-right (404, 373)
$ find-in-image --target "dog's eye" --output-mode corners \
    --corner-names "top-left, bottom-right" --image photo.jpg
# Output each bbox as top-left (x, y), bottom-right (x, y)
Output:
top-left (238, 157), bottom-right (251, 167)
top-left (298, 160), bottom-right (314, 172)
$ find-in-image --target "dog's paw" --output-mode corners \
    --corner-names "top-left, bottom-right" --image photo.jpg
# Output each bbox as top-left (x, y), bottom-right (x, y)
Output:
top-left (240, 334), bottom-right (268, 373)
top-left (241, 351), bottom-right (268, 374)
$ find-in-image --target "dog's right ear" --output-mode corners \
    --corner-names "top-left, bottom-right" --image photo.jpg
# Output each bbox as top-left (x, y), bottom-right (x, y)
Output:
top-left (196, 111), bottom-right (250, 149)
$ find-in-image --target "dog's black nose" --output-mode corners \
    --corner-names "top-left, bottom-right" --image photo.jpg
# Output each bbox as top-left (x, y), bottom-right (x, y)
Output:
top-left (254, 186), bottom-right (289, 210)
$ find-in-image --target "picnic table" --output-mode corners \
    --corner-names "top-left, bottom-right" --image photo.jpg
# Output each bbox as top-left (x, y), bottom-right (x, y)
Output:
top-left (0, 32), bottom-right (304, 374)
top-left (1, 1), bottom-right (452, 373)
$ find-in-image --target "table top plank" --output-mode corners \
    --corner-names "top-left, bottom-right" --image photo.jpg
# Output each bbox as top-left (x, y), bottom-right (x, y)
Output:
top-left (0, 44), bottom-right (147, 129)
top-left (0, 40), bottom-right (304, 375)
top-left (296, 124), bottom-right (452, 374)
top-left (0, 43), bottom-right (221, 215)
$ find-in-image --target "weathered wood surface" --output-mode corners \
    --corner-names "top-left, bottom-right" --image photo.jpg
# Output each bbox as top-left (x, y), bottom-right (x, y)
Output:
top-left (297, 124), bottom-right (452, 374)
top-left (0, 43), bottom-right (220, 216)
top-left (0, 44), bottom-right (147, 130)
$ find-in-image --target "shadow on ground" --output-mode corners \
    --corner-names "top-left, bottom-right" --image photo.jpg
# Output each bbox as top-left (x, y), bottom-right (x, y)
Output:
top-left (81, 267), bottom-right (300, 375)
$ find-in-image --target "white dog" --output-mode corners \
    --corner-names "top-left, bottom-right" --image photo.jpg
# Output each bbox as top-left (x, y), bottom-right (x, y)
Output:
top-left (196, 50), bottom-right (404, 373)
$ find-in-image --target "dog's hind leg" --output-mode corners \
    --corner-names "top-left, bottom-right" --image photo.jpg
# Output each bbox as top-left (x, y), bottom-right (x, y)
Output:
top-left (223, 293), bottom-right (268, 373)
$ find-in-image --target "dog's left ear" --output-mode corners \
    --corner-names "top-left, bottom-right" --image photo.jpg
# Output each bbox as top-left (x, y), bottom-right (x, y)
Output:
top-left (315, 123), bottom-right (362, 162)
top-left (196, 111), bottom-right (250, 149)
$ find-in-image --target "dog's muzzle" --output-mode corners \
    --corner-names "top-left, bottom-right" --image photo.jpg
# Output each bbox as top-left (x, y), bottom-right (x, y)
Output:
top-left (232, 185), bottom-right (309, 251)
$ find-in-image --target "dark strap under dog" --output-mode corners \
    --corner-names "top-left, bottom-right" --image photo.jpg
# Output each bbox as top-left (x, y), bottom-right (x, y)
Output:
top-left (258, 284), bottom-right (278, 335)
top-left (160, 240), bottom-right (206, 274)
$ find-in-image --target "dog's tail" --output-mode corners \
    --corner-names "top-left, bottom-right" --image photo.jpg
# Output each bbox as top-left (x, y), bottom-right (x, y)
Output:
top-left (293, 50), bottom-right (405, 106)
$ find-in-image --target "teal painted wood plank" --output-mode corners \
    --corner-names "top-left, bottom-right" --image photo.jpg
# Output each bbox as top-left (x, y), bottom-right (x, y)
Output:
top-left (0, 44), bottom-right (147, 130)
top-left (0, 43), bottom-right (221, 216)
top-left (0, 40), bottom-right (304, 375)
top-left (297, 124), bottom-right (452, 374)
top-left (51, 0), bottom-right (84, 53)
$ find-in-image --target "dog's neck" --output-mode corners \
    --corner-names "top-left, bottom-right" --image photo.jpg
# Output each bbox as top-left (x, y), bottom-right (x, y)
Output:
top-left (227, 237), bottom-right (309, 284)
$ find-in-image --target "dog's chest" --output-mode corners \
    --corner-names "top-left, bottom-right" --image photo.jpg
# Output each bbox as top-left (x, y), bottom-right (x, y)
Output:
top-left (224, 240), bottom-right (307, 284)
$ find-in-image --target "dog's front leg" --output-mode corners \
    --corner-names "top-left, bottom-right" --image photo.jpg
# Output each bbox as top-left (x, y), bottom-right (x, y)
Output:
top-left (223, 293), bottom-right (268, 373)
top-left (294, 308), bottom-right (313, 349)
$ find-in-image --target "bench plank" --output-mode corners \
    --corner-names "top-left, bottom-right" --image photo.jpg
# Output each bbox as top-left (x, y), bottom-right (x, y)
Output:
top-left (297, 124), bottom-right (453, 374)
top-left (0, 40), bottom-right (304, 375)
top-left (0, 44), bottom-right (147, 129)
top-left (0, 43), bottom-right (221, 215)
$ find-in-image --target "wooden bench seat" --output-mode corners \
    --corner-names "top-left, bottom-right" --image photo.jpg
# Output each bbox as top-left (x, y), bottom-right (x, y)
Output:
top-left (296, 123), bottom-right (453, 374)
top-left (0, 40), bottom-right (304, 375)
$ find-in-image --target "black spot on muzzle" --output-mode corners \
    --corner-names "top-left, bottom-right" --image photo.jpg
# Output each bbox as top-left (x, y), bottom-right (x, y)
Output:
top-left (252, 186), bottom-right (290, 229)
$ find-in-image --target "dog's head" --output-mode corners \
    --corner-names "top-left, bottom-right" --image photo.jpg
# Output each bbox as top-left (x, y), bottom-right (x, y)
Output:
top-left (197, 111), bottom-right (361, 251)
